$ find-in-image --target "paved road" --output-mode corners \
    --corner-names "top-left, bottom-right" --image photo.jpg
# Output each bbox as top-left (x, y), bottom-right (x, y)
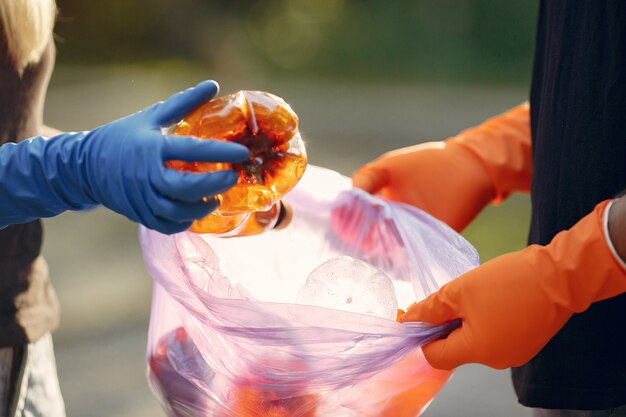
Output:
top-left (42, 66), bottom-right (531, 417)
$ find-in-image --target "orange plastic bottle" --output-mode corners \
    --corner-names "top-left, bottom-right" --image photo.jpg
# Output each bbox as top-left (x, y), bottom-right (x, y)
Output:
top-left (218, 360), bottom-right (318, 417)
top-left (166, 91), bottom-right (307, 235)
top-left (221, 382), bottom-right (318, 417)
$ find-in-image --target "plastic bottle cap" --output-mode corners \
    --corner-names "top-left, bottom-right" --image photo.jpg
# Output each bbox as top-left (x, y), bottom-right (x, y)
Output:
top-left (274, 201), bottom-right (293, 230)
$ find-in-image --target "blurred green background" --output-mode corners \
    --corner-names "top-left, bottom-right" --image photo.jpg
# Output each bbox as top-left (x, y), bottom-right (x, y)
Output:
top-left (54, 0), bottom-right (537, 84)
top-left (43, 1), bottom-right (537, 416)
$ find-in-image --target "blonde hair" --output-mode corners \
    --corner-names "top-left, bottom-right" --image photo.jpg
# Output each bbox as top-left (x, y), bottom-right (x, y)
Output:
top-left (0, 0), bottom-right (57, 74)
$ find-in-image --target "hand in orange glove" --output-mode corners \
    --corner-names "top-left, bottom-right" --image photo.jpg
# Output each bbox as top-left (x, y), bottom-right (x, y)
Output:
top-left (401, 199), bottom-right (626, 370)
top-left (352, 104), bottom-right (531, 232)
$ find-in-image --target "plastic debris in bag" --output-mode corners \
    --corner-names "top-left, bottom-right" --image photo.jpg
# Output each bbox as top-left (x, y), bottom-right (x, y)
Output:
top-left (297, 256), bottom-right (398, 320)
top-left (141, 165), bottom-right (479, 417)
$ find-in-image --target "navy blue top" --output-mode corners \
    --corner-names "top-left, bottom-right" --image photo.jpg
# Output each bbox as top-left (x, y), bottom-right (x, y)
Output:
top-left (511, 0), bottom-right (626, 409)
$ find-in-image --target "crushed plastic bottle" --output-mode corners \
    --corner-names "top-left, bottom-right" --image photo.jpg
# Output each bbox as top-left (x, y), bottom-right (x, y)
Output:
top-left (148, 327), bottom-right (215, 417)
top-left (166, 90), bottom-right (307, 235)
top-left (296, 256), bottom-right (398, 320)
top-left (149, 327), bottom-right (317, 417)
top-left (219, 372), bottom-right (318, 417)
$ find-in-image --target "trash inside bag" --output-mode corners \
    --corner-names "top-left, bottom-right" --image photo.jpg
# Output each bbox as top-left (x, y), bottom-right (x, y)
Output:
top-left (140, 165), bottom-right (480, 417)
top-left (297, 256), bottom-right (399, 320)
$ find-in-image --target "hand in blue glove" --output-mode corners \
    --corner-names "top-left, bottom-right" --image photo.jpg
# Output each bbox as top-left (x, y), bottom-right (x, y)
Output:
top-left (0, 80), bottom-right (250, 234)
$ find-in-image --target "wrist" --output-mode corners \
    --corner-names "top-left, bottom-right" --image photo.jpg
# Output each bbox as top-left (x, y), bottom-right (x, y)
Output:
top-left (606, 198), bottom-right (626, 270)
top-left (45, 132), bottom-right (99, 208)
top-left (447, 103), bottom-right (532, 203)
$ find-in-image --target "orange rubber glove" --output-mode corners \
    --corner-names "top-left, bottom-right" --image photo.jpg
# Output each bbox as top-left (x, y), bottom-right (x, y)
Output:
top-left (352, 103), bottom-right (531, 232)
top-left (401, 200), bottom-right (626, 370)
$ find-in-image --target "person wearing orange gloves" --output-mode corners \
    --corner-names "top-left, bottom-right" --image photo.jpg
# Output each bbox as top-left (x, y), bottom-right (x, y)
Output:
top-left (353, 2), bottom-right (626, 415)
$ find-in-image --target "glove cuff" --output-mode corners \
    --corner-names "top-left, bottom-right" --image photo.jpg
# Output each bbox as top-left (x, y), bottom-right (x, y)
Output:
top-left (538, 200), bottom-right (626, 312)
top-left (447, 103), bottom-right (532, 204)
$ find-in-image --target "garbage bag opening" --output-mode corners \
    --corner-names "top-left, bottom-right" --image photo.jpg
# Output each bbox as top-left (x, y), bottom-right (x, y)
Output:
top-left (140, 165), bottom-right (479, 417)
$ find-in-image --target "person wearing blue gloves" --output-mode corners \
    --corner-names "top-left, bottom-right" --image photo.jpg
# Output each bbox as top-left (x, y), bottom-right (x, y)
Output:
top-left (0, 80), bottom-right (249, 234)
top-left (0, 1), bottom-right (247, 416)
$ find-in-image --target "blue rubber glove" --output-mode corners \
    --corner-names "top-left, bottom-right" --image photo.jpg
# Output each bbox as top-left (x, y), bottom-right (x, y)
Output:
top-left (0, 80), bottom-right (250, 234)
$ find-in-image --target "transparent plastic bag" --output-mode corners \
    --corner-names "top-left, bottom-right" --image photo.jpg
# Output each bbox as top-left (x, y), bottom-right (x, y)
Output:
top-left (140, 165), bottom-right (480, 417)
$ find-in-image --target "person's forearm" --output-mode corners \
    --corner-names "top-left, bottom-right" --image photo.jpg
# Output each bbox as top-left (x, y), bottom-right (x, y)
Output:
top-left (0, 134), bottom-right (97, 227)
top-left (402, 198), bottom-right (626, 370)
top-left (449, 102), bottom-right (532, 203)
top-left (352, 102), bottom-right (532, 232)
top-left (0, 81), bottom-right (251, 234)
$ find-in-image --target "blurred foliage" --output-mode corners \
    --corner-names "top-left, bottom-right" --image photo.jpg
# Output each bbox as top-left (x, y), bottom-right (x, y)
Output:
top-left (54, 0), bottom-right (538, 84)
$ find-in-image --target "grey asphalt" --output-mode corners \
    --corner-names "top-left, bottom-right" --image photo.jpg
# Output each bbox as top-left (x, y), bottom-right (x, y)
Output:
top-left (42, 66), bottom-right (531, 417)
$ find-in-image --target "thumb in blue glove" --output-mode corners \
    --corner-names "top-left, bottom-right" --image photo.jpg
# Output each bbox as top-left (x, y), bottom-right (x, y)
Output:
top-left (0, 80), bottom-right (250, 234)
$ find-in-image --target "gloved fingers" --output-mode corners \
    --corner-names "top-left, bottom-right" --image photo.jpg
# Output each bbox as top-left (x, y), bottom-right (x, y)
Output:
top-left (132, 202), bottom-right (194, 235)
top-left (150, 217), bottom-right (195, 235)
top-left (400, 291), bottom-right (458, 325)
top-left (421, 326), bottom-right (472, 370)
top-left (352, 164), bottom-right (389, 194)
top-left (153, 80), bottom-right (220, 126)
top-left (162, 136), bottom-right (250, 163)
top-left (154, 169), bottom-right (239, 203)
top-left (150, 194), bottom-right (219, 223)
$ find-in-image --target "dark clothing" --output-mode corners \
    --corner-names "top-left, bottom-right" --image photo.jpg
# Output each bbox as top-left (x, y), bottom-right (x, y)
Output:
top-left (0, 223), bottom-right (44, 346)
top-left (0, 28), bottom-right (59, 347)
top-left (533, 405), bottom-right (626, 417)
top-left (512, 0), bottom-right (626, 410)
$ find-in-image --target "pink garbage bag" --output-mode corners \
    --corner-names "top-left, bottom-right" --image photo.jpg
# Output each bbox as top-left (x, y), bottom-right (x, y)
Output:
top-left (140, 165), bottom-right (479, 417)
